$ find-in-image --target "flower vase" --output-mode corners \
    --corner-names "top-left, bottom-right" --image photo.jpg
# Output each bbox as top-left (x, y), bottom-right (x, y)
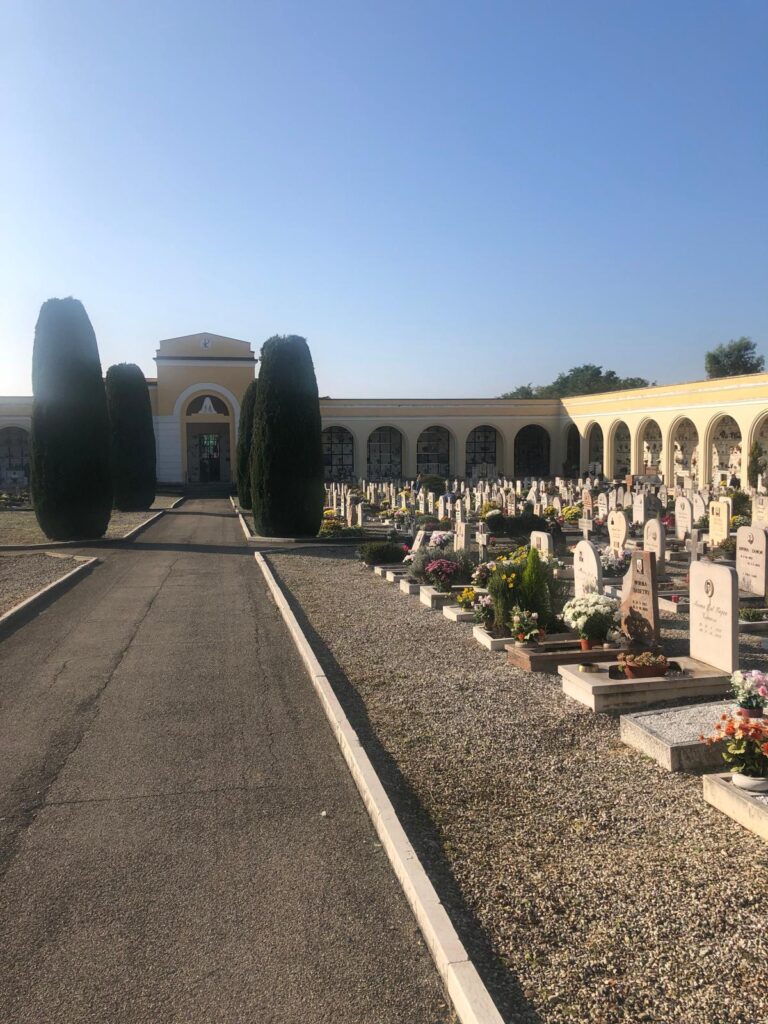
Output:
top-left (738, 706), bottom-right (764, 719)
top-left (580, 639), bottom-right (592, 651)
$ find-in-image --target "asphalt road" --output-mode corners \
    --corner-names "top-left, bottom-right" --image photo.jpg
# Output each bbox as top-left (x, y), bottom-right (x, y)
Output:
top-left (0, 500), bottom-right (451, 1024)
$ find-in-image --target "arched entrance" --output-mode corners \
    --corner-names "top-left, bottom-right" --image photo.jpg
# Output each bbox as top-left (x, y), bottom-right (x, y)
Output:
top-left (611, 422), bottom-right (631, 478)
top-left (367, 427), bottom-right (403, 481)
top-left (563, 424), bottom-right (580, 476)
top-left (671, 418), bottom-right (699, 485)
top-left (750, 414), bottom-right (768, 488)
top-left (514, 425), bottom-right (550, 478)
top-left (587, 423), bottom-right (604, 474)
top-left (640, 419), bottom-right (663, 476)
top-left (417, 426), bottom-right (450, 478)
top-left (0, 427), bottom-right (30, 488)
top-left (465, 425), bottom-right (500, 481)
top-left (322, 426), bottom-right (355, 482)
top-left (709, 415), bottom-right (742, 486)
top-left (184, 393), bottom-right (233, 484)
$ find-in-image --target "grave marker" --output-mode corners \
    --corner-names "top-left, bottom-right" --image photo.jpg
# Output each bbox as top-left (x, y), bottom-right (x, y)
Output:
top-left (573, 540), bottom-right (603, 597)
top-left (607, 509), bottom-right (629, 552)
top-left (689, 562), bottom-right (738, 673)
top-left (708, 500), bottom-right (730, 546)
top-left (643, 518), bottom-right (666, 577)
top-left (530, 530), bottom-right (554, 560)
top-left (736, 525), bottom-right (768, 597)
top-left (620, 550), bottom-right (660, 645)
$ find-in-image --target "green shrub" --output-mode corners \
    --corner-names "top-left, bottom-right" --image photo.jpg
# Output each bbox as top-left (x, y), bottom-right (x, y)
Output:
top-left (236, 378), bottom-right (258, 509)
top-left (747, 441), bottom-right (763, 490)
top-left (250, 336), bottom-right (324, 536)
top-left (357, 541), bottom-right (406, 565)
top-left (419, 474), bottom-right (446, 495)
top-left (729, 490), bottom-right (751, 517)
top-left (739, 607), bottom-right (768, 622)
top-left (408, 546), bottom-right (473, 584)
top-left (31, 297), bottom-right (112, 539)
top-left (518, 548), bottom-right (552, 626)
top-left (105, 363), bottom-right (156, 511)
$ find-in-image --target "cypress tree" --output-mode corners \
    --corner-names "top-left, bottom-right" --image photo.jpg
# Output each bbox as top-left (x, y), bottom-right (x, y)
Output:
top-left (250, 335), bottom-right (324, 536)
top-left (105, 363), bottom-right (157, 510)
top-left (31, 298), bottom-right (112, 539)
top-left (235, 378), bottom-right (258, 508)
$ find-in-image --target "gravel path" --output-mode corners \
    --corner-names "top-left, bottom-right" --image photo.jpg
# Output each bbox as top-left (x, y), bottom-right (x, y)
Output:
top-left (0, 553), bottom-right (81, 615)
top-left (268, 548), bottom-right (768, 1024)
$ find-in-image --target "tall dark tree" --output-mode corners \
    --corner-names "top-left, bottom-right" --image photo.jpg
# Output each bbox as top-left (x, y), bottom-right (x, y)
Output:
top-left (501, 364), bottom-right (651, 399)
top-left (105, 363), bottom-right (156, 510)
top-left (705, 337), bottom-right (764, 379)
top-left (250, 335), bottom-right (324, 536)
top-left (31, 297), bottom-right (112, 538)
top-left (235, 378), bottom-right (258, 508)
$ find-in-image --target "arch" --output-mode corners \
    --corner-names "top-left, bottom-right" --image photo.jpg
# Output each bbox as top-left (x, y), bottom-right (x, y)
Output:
top-left (563, 423), bottom-right (580, 476)
top-left (179, 386), bottom-right (236, 486)
top-left (670, 416), bottom-right (700, 486)
top-left (609, 420), bottom-right (631, 478)
top-left (514, 424), bottom-right (551, 478)
top-left (367, 426), bottom-right (403, 481)
top-left (748, 412), bottom-right (768, 489)
top-left (0, 426), bottom-right (30, 487)
top-left (706, 414), bottom-right (742, 486)
top-left (465, 425), bottom-right (501, 481)
top-left (638, 418), bottom-right (663, 476)
top-left (322, 426), bottom-right (355, 482)
top-left (586, 422), bottom-right (604, 473)
top-left (416, 425), bottom-right (451, 478)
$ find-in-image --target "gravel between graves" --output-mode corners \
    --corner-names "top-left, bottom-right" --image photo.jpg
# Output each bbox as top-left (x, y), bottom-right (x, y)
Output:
top-left (268, 548), bottom-right (768, 1024)
top-left (0, 553), bottom-right (81, 615)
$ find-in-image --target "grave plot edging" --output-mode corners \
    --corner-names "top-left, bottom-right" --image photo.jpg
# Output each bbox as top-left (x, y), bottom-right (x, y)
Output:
top-left (254, 551), bottom-right (504, 1024)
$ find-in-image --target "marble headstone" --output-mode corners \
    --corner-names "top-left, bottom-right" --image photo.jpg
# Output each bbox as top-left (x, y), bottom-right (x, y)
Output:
top-left (736, 525), bottom-right (768, 598)
top-left (689, 561), bottom-right (738, 674)
top-left (573, 540), bottom-right (603, 598)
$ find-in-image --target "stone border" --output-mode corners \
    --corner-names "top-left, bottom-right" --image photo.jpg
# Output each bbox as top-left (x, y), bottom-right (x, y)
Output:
top-left (254, 552), bottom-right (503, 1024)
top-left (703, 773), bottom-right (768, 842)
top-left (0, 495), bottom-right (186, 551)
top-left (619, 704), bottom-right (727, 772)
top-left (0, 555), bottom-right (99, 638)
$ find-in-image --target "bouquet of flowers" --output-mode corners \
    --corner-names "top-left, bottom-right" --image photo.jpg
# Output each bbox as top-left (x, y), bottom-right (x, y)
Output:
top-left (730, 669), bottom-right (768, 710)
top-left (701, 712), bottom-right (768, 780)
top-left (456, 587), bottom-right (476, 610)
top-left (425, 559), bottom-right (461, 593)
top-left (562, 593), bottom-right (621, 643)
top-left (472, 560), bottom-right (496, 587)
top-left (473, 593), bottom-right (495, 628)
top-left (600, 549), bottom-right (631, 578)
top-left (508, 607), bottom-right (542, 643)
top-left (429, 530), bottom-right (454, 550)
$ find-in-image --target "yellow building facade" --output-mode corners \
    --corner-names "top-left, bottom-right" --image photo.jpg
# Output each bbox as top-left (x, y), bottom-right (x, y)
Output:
top-left (2, 332), bottom-right (768, 488)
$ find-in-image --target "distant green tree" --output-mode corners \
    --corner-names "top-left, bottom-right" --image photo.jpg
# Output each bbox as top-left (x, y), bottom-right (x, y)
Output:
top-left (235, 378), bottom-right (258, 508)
top-left (705, 337), bottom-right (764, 379)
top-left (250, 335), bottom-right (324, 536)
top-left (105, 363), bottom-right (156, 511)
top-left (501, 364), bottom-right (651, 399)
top-left (31, 297), bottom-right (113, 539)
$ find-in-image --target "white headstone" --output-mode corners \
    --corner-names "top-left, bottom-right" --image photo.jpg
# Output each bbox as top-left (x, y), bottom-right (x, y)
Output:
top-left (530, 530), bottom-right (554, 560)
top-left (674, 496), bottom-right (693, 541)
top-left (607, 509), bottom-right (629, 553)
top-left (689, 562), bottom-right (738, 673)
top-left (736, 525), bottom-right (768, 597)
top-left (573, 540), bottom-right (603, 597)
top-left (643, 518), bottom-right (666, 577)
top-left (708, 500), bottom-right (730, 546)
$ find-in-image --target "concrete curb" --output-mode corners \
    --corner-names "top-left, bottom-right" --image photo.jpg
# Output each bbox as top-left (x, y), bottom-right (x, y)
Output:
top-left (0, 496), bottom-right (187, 551)
top-left (0, 555), bottom-right (99, 638)
top-left (254, 551), bottom-right (504, 1024)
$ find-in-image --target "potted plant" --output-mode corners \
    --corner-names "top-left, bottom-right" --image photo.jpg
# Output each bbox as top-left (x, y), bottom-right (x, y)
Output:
top-left (424, 558), bottom-right (461, 593)
top-left (618, 651), bottom-right (668, 679)
top-left (730, 669), bottom-right (768, 718)
top-left (456, 587), bottom-right (476, 610)
top-left (701, 712), bottom-right (768, 791)
top-left (508, 607), bottom-right (543, 646)
top-left (562, 593), bottom-right (621, 650)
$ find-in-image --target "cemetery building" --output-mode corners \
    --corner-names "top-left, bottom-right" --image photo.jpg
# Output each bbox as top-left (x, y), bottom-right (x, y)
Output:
top-left (2, 331), bottom-right (768, 488)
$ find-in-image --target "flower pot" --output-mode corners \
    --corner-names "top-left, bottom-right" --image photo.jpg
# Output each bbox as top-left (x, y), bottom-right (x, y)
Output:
top-left (737, 706), bottom-right (765, 719)
top-left (731, 773), bottom-right (768, 792)
top-left (580, 639), bottom-right (592, 651)
top-left (624, 663), bottom-right (668, 679)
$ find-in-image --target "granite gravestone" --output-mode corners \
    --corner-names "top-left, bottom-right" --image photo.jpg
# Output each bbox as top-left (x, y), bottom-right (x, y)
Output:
top-left (620, 550), bottom-right (660, 645)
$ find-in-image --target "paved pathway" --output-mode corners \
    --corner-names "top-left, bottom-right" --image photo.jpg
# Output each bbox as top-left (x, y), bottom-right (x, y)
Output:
top-left (0, 501), bottom-right (450, 1024)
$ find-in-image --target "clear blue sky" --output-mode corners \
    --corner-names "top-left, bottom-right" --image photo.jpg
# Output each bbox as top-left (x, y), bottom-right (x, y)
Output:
top-left (1, 0), bottom-right (766, 397)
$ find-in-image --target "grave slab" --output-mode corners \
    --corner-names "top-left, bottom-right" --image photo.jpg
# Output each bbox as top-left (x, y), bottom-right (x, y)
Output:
top-left (558, 658), bottom-right (730, 713)
top-left (472, 625), bottom-right (511, 651)
top-left (399, 579), bottom-right (420, 595)
top-left (702, 773), bottom-right (768, 843)
top-left (620, 701), bottom-right (730, 771)
top-left (385, 569), bottom-right (408, 583)
top-left (419, 586), bottom-right (453, 610)
top-left (442, 605), bottom-right (474, 622)
top-left (506, 640), bottom-right (628, 673)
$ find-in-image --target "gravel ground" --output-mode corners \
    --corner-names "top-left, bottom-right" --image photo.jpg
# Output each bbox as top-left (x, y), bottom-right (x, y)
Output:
top-left (268, 548), bottom-right (768, 1024)
top-left (0, 496), bottom-right (178, 546)
top-left (0, 553), bottom-right (81, 615)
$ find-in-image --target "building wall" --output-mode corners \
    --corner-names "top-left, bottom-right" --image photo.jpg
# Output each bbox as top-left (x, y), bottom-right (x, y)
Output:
top-left (3, 338), bottom-right (768, 486)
